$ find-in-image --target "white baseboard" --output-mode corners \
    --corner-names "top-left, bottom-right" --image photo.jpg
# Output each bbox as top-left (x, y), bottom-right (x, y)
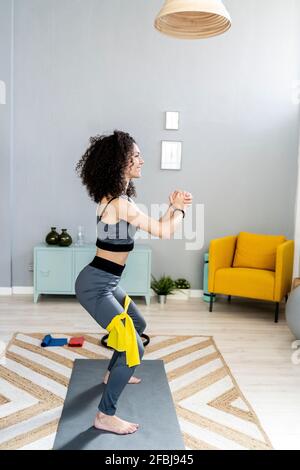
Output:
top-left (0, 287), bottom-right (33, 295)
top-left (0, 287), bottom-right (12, 295)
top-left (12, 287), bottom-right (34, 294)
top-left (151, 289), bottom-right (203, 299)
top-left (190, 289), bottom-right (203, 298)
top-left (1, 287), bottom-right (204, 299)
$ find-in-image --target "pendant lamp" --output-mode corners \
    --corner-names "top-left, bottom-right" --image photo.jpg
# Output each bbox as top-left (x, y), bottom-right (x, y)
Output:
top-left (154, 0), bottom-right (231, 39)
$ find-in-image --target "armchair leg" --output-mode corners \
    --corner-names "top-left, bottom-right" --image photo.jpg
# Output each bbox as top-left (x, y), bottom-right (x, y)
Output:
top-left (285, 294), bottom-right (288, 303)
top-left (275, 302), bottom-right (279, 323)
top-left (228, 295), bottom-right (231, 302)
top-left (209, 294), bottom-right (214, 312)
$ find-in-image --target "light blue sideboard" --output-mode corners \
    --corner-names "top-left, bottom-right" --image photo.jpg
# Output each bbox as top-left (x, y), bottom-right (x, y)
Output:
top-left (34, 243), bottom-right (152, 305)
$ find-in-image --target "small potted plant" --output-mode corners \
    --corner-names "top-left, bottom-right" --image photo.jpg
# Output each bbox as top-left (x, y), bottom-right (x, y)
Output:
top-left (151, 274), bottom-right (176, 304)
top-left (173, 278), bottom-right (191, 299)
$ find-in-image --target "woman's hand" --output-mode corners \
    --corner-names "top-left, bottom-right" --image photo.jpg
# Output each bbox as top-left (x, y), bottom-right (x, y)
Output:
top-left (182, 191), bottom-right (193, 209)
top-left (169, 190), bottom-right (193, 210)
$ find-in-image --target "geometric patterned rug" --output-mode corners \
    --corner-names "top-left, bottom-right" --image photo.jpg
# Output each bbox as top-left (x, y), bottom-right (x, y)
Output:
top-left (0, 333), bottom-right (273, 450)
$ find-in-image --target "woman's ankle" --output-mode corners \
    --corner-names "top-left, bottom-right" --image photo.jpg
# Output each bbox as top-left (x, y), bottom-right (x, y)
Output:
top-left (97, 410), bottom-right (114, 418)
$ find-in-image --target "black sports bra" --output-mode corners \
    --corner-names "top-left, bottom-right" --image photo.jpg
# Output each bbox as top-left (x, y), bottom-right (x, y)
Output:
top-left (96, 195), bottom-right (139, 252)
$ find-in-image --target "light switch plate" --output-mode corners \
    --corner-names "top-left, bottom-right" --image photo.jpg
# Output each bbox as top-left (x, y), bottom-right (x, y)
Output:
top-left (161, 141), bottom-right (182, 170)
top-left (165, 111), bottom-right (179, 130)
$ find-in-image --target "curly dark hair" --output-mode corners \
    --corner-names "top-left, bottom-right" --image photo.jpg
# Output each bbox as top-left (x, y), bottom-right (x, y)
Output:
top-left (75, 130), bottom-right (137, 204)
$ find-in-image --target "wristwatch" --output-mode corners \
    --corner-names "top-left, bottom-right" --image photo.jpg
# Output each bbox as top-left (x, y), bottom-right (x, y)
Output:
top-left (170, 204), bottom-right (185, 219)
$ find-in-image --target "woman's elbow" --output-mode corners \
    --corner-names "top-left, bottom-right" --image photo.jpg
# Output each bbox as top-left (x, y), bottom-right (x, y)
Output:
top-left (160, 230), bottom-right (172, 240)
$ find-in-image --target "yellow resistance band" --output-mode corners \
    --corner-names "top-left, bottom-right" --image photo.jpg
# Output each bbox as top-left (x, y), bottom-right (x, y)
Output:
top-left (106, 294), bottom-right (141, 368)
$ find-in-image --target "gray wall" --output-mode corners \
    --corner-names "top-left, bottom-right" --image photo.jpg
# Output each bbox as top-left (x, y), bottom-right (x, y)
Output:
top-left (3, 0), bottom-right (300, 289)
top-left (0, 0), bottom-right (13, 288)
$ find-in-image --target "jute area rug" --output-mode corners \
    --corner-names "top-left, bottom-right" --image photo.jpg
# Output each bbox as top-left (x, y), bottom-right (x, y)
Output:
top-left (0, 333), bottom-right (273, 450)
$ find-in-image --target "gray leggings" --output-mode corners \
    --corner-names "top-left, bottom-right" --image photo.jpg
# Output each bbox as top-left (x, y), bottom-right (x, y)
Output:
top-left (74, 259), bottom-right (146, 416)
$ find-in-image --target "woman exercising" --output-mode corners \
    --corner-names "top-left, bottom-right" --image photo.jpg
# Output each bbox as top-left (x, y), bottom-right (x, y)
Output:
top-left (74, 130), bottom-right (192, 435)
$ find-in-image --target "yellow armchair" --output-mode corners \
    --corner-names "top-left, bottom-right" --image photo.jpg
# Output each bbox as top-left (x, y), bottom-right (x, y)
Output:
top-left (208, 232), bottom-right (294, 322)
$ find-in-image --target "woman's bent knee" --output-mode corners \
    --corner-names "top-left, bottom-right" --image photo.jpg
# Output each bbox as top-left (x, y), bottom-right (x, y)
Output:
top-left (139, 318), bottom-right (147, 335)
top-left (137, 336), bottom-right (145, 359)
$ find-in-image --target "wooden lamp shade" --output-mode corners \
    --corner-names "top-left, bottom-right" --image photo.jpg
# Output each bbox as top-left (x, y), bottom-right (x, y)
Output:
top-left (154, 0), bottom-right (232, 39)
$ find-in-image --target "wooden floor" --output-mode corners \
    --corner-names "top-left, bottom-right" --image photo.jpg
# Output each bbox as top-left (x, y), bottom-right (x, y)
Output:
top-left (0, 293), bottom-right (299, 450)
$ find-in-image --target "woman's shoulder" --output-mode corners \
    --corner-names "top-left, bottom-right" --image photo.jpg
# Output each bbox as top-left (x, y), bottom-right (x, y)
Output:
top-left (97, 194), bottom-right (130, 210)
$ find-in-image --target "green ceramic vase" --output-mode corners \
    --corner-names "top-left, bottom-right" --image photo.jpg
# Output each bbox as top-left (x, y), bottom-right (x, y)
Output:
top-left (59, 229), bottom-right (72, 247)
top-left (45, 227), bottom-right (60, 245)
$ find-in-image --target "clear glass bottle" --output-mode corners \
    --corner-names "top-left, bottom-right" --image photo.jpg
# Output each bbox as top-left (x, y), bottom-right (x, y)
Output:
top-left (76, 225), bottom-right (85, 246)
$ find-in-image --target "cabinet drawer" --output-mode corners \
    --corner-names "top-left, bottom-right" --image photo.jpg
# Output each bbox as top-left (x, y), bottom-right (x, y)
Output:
top-left (119, 252), bottom-right (149, 293)
top-left (36, 250), bottom-right (73, 292)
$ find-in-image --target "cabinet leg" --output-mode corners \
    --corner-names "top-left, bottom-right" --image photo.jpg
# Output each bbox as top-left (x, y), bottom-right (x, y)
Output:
top-left (145, 295), bottom-right (151, 306)
top-left (34, 293), bottom-right (39, 303)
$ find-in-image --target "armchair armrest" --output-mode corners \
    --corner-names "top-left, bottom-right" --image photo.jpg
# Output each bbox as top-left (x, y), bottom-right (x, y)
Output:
top-left (274, 240), bottom-right (294, 301)
top-left (208, 235), bottom-right (237, 293)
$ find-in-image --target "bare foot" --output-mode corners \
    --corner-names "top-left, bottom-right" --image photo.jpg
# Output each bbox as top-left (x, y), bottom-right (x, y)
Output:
top-left (103, 370), bottom-right (141, 385)
top-left (94, 411), bottom-right (139, 434)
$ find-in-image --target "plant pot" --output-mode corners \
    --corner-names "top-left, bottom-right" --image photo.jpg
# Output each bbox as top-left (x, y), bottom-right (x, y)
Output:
top-left (158, 295), bottom-right (167, 304)
top-left (172, 289), bottom-right (190, 300)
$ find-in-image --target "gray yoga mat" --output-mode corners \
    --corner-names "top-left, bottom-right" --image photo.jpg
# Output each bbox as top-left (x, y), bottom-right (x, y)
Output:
top-left (52, 359), bottom-right (185, 450)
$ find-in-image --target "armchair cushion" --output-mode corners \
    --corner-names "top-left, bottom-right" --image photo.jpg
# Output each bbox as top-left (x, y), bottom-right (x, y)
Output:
top-left (232, 232), bottom-right (286, 271)
top-left (215, 267), bottom-right (275, 301)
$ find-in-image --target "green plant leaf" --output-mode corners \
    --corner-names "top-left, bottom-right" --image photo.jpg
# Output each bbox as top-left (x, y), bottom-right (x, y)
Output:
top-left (151, 274), bottom-right (176, 295)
